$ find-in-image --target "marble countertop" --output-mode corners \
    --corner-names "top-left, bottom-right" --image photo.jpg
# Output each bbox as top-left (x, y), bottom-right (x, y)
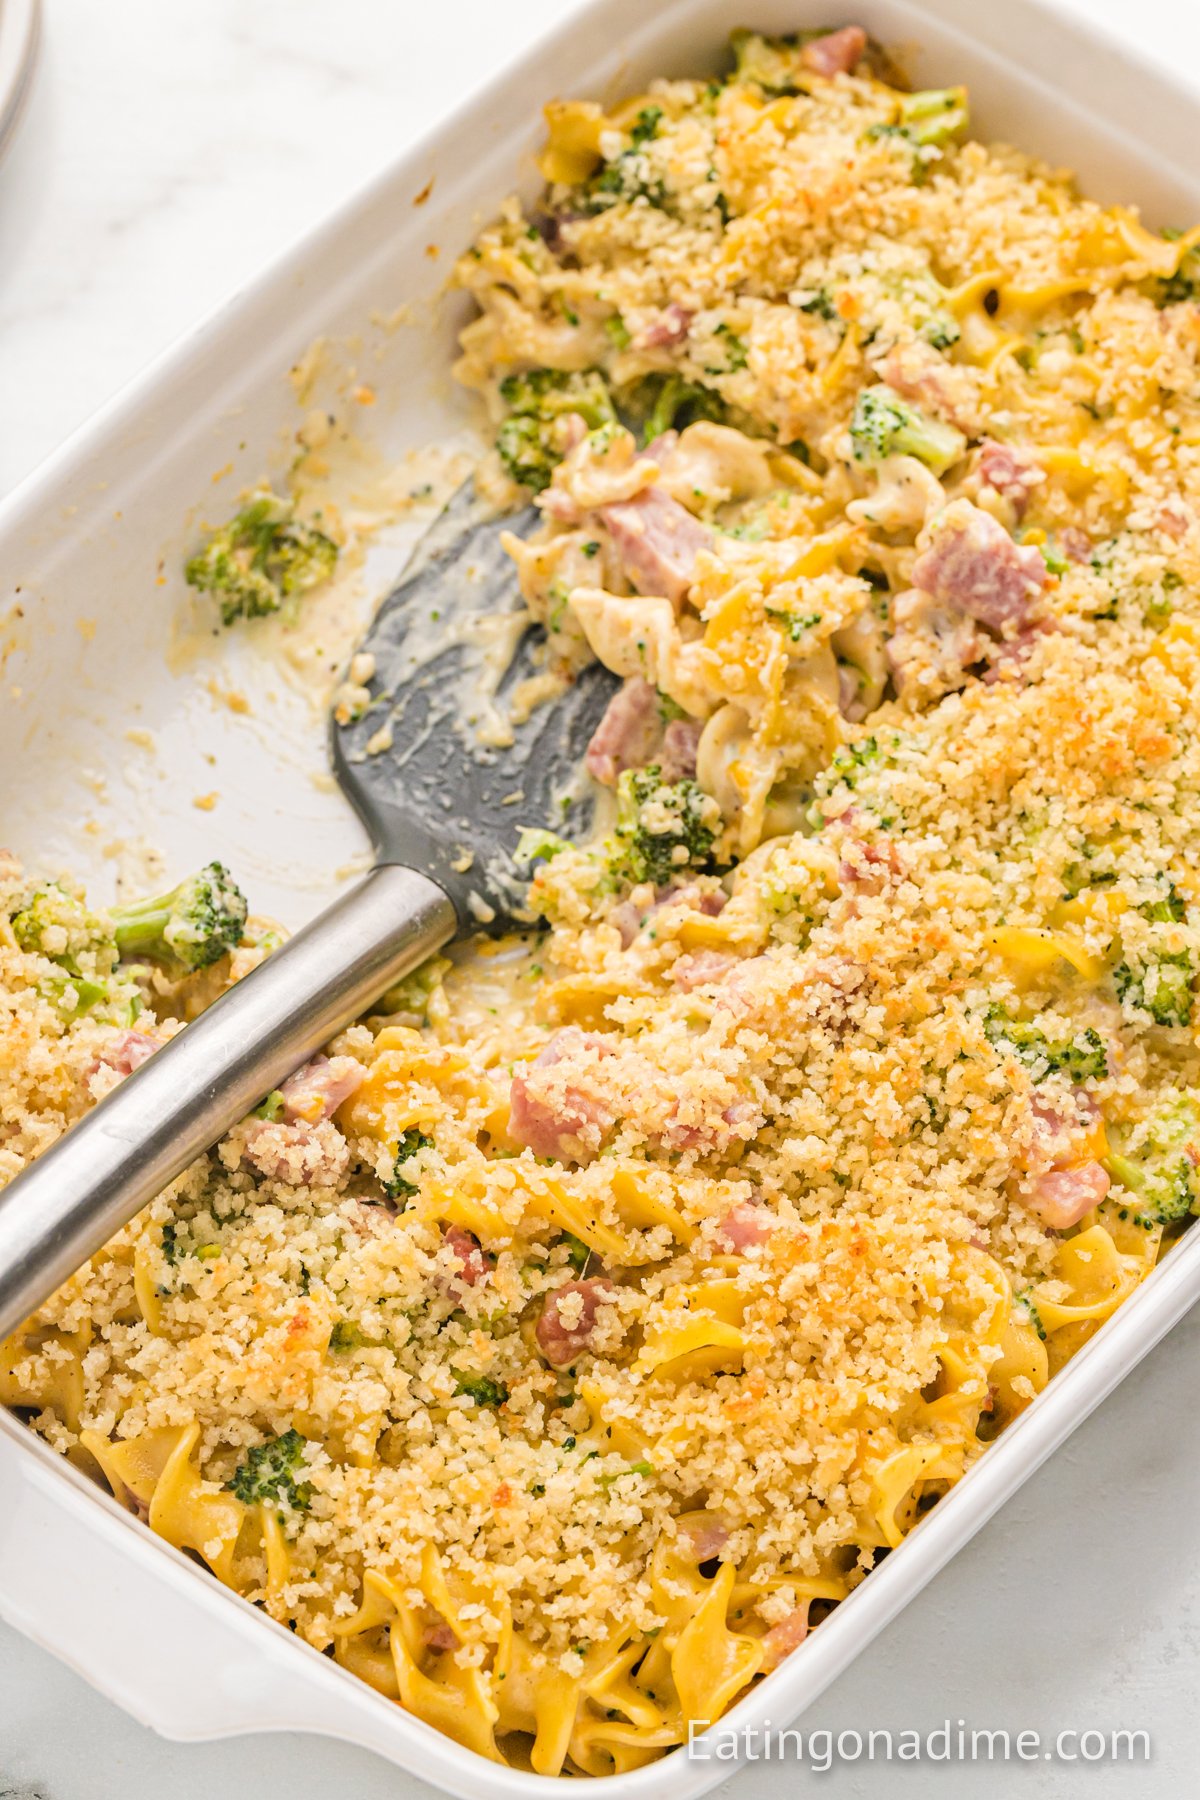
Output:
top-left (3, 2), bottom-right (1200, 1795)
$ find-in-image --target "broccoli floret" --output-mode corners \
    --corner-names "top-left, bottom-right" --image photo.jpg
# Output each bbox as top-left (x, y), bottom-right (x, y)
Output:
top-left (609, 766), bottom-right (721, 888)
top-left (897, 87), bottom-right (969, 147)
top-left (496, 368), bottom-right (616, 493)
top-left (584, 107), bottom-right (666, 212)
top-left (637, 373), bottom-right (729, 444)
top-left (109, 862), bottom-right (247, 973)
top-left (1113, 888), bottom-right (1194, 1026)
top-left (8, 882), bottom-right (133, 1018)
top-left (382, 1129), bottom-right (433, 1202)
top-left (1114, 951), bottom-right (1193, 1027)
top-left (1105, 1096), bottom-right (1200, 1227)
top-left (452, 1370), bottom-right (508, 1408)
top-left (1013, 1287), bottom-right (1047, 1341)
top-left (11, 882), bottom-right (116, 976)
top-left (328, 1320), bottom-right (370, 1353)
top-left (185, 492), bottom-right (338, 626)
top-left (561, 1232), bottom-right (591, 1274)
top-left (514, 827), bottom-right (572, 865)
top-left (225, 1428), bottom-right (312, 1515)
top-left (850, 384), bottom-right (966, 475)
top-left (985, 1012), bottom-right (1108, 1083)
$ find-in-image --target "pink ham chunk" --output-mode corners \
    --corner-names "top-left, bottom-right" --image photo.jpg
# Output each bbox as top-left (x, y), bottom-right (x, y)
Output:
top-left (635, 304), bottom-right (693, 351)
top-left (760, 1604), bottom-right (811, 1672)
top-left (658, 716), bottom-right (702, 782)
top-left (912, 500), bottom-right (1050, 634)
top-left (800, 25), bottom-right (867, 76)
top-left (279, 1054), bottom-right (366, 1125)
top-left (507, 1028), bottom-right (616, 1163)
top-left (535, 1276), bottom-right (620, 1368)
top-left (585, 677), bottom-right (662, 786)
top-left (670, 949), bottom-right (736, 991)
top-left (243, 1118), bottom-right (350, 1187)
top-left (682, 1513), bottom-right (730, 1562)
top-left (442, 1225), bottom-right (492, 1288)
top-left (94, 1029), bottom-right (161, 1078)
top-left (716, 1199), bottom-right (775, 1250)
top-left (977, 440), bottom-right (1043, 520)
top-left (599, 487), bottom-right (712, 606)
top-left (1025, 1161), bottom-right (1110, 1230)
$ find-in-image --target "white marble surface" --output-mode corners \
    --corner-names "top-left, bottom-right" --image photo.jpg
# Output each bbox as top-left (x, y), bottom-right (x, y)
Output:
top-left (3, 2), bottom-right (1200, 1796)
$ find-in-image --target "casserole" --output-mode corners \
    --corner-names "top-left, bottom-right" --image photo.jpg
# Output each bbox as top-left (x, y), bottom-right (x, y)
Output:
top-left (2, 0), bottom-right (1200, 1792)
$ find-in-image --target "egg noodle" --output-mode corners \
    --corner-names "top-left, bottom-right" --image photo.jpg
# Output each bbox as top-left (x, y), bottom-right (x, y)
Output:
top-left (6, 23), bottom-right (1200, 1775)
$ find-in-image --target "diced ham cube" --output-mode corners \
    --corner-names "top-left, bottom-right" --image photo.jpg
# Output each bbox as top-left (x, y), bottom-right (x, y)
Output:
top-left (980, 619), bottom-right (1054, 686)
top-left (599, 487), bottom-right (712, 606)
top-left (94, 1029), bottom-right (161, 1078)
top-left (681, 1513), bottom-right (730, 1561)
top-left (912, 500), bottom-right (1050, 634)
top-left (800, 25), bottom-right (867, 76)
top-left (1025, 1161), bottom-right (1110, 1230)
top-left (670, 949), bottom-right (736, 991)
top-left (977, 440), bottom-right (1043, 520)
top-left (442, 1225), bottom-right (491, 1288)
top-left (535, 1276), bottom-right (620, 1367)
top-left (1059, 526), bottom-right (1092, 564)
top-left (838, 832), bottom-right (903, 896)
top-left (507, 1028), bottom-right (616, 1163)
top-left (424, 1618), bottom-right (459, 1653)
top-left (585, 677), bottom-right (662, 787)
top-left (658, 716), bottom-right (702, 782)
top-left (661, 1096), bottom-right (761, 1154)
top-left (760, 1603), bottom-right (811, 1672)
top-left (279, 1054), bottom-right (367, 1125)
top-left (716, 1200), bottom-right (775, 1250)
top-left (635, 304), bottom-right (693, 350)
top-left (243, 1118), bottom-right (350, 1187)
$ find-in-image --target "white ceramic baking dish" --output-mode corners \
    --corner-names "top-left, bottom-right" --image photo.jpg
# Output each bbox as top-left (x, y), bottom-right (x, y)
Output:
top-left (3, 0), bottom-right (1200, 1792)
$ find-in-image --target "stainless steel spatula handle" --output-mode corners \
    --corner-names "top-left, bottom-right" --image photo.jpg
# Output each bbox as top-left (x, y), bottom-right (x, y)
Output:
top-left (0, 863), bottom-right (456, 1342)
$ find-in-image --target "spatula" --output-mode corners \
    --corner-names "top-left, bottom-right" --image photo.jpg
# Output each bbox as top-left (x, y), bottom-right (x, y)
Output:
top-left (0, 483), bottom-right (618, 1339)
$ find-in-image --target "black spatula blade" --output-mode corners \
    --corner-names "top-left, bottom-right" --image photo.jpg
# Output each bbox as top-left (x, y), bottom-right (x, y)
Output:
top-left (330, 481), bottom-right (618, 931)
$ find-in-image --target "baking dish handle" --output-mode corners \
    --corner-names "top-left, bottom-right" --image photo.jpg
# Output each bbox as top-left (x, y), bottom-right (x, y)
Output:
top-left (0, 862), bottom-right (456, 1342)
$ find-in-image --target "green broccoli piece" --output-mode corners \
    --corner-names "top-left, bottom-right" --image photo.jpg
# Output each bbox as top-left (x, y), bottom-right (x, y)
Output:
top-left (1114, 951), bottom-right (1193, 1027)
top-left (109, 862), bottom-right (247, 973)
top-left (328, 1321), bottom-right (369, 1353)
top-left (9, 882), bottom-right (132, 1018)
top-left (185, 491), bottom-right (338, 626)
top-left (897, 87), bottom-right (969, 146)
top-left (1113, 888), bottom-right (1194, 1026)
top-left (850, 384), bottom-right (966, 475)
top-left (638, 373), bottom-right (729, 444)
top-left (382, 1129), bottom-right (433, 1202)
top-left (984, 1013), bottom-right (1108, 1083)
top-left (452, 1370), bottom-right (508, 1407)
top-left (584, 107), bottom-right (666, 212)
top-left (11, 882), bottom-right (116, 977)
top-left (225, 1428), bottom-right (312, 1515)
top-left (496, 369), bottom-right (616, 493)
top-left (609, 766), bottom-right (721, 888)
top-left (514, 827), bottom-right (572, 865)
top-left (1013, 1287), bottom-right (1047, 1341)
top-left (1105, 1096), bottom-right (1200, 1227)
top-left (375, 953), bottom-right (451, 1023)
top-left (561, 1232), bottom-right (591, 1274)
